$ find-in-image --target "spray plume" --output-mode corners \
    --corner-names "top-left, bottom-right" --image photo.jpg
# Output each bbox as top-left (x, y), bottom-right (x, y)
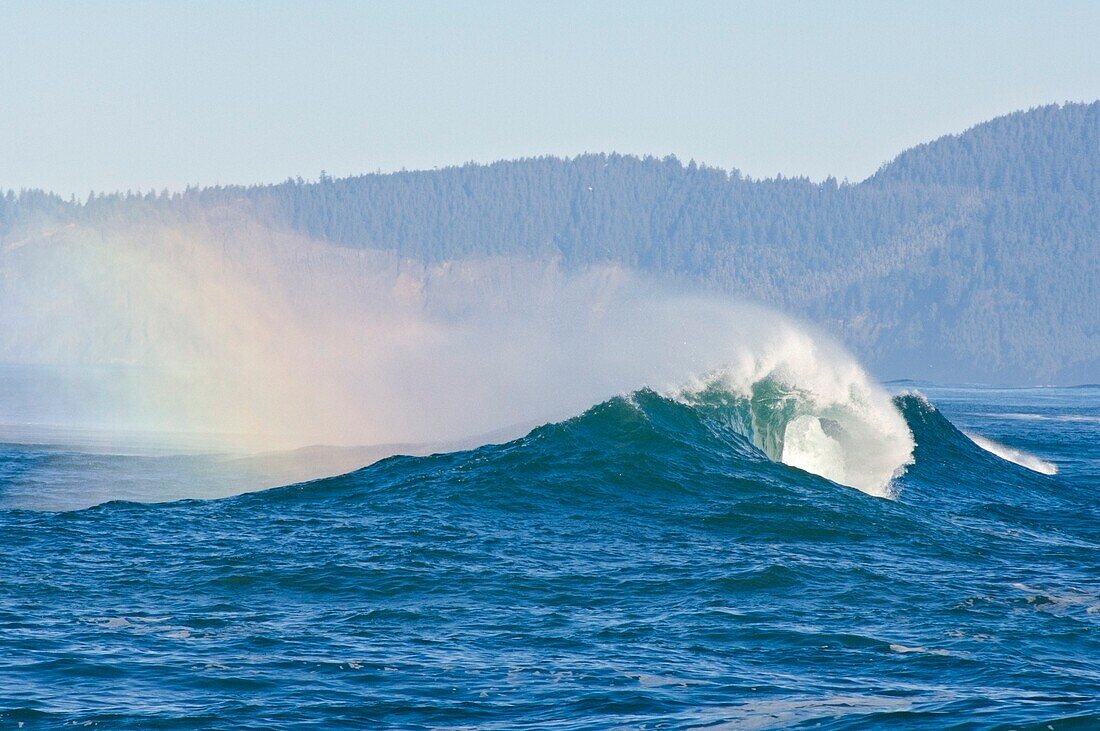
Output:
top-left (0, 214), bottom-right (913, 495)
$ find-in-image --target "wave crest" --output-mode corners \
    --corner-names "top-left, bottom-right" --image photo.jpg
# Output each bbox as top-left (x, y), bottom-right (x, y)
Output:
top-left (965, 432), bottom-right (1058, 475)
top-left (676, 344), bottom-right (914, 497)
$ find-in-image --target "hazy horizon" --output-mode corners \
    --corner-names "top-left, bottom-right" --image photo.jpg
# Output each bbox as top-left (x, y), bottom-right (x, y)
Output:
top-left (6, 100), bottom-right (1096, 199)
top-left (3, 1), bottom-right (1099, 197)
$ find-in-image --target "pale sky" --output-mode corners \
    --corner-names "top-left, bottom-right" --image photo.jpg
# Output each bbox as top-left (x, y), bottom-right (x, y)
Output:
top-left (2, 0), bottom-right (1098, 196)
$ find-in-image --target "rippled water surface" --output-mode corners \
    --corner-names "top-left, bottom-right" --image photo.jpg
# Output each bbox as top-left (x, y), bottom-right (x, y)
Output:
top-left (1, 385), bottom-right (1097, 729)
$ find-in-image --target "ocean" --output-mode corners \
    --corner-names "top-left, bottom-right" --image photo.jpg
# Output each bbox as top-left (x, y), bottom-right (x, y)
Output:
top-left (0, 382), bottom-right (1097, 729)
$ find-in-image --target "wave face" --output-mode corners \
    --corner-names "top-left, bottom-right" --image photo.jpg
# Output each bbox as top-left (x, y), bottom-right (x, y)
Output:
top-left (676, 369), bottom-right (912, 497)
top-left (1, 384), bottom-right (1097, 729)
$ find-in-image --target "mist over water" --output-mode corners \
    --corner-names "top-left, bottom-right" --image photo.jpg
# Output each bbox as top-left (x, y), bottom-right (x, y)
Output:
top-left (0, 215), bottom-right (913, 495)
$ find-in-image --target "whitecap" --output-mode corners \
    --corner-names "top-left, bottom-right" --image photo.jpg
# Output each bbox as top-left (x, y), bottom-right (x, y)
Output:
top-left (965, 432), bottom-right (1058, 474)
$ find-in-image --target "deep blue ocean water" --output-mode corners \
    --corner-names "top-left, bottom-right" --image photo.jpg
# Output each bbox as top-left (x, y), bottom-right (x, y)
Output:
top-left (1, 384), bottom-right (1097, 729)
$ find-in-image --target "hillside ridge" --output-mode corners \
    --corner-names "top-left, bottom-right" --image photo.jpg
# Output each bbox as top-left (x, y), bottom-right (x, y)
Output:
top-left (1, 102), bottom-right (1096, 383)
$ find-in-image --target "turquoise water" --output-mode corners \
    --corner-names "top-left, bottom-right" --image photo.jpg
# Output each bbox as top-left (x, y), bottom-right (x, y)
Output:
top-left (1, 385), bottom-right (1097, 729)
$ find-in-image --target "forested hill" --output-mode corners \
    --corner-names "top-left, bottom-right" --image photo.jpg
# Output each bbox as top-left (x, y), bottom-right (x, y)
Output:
top-left (867, 102), bottom-right (1100, 193)
top-left (1, 102), bottom-right (1097, 384)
